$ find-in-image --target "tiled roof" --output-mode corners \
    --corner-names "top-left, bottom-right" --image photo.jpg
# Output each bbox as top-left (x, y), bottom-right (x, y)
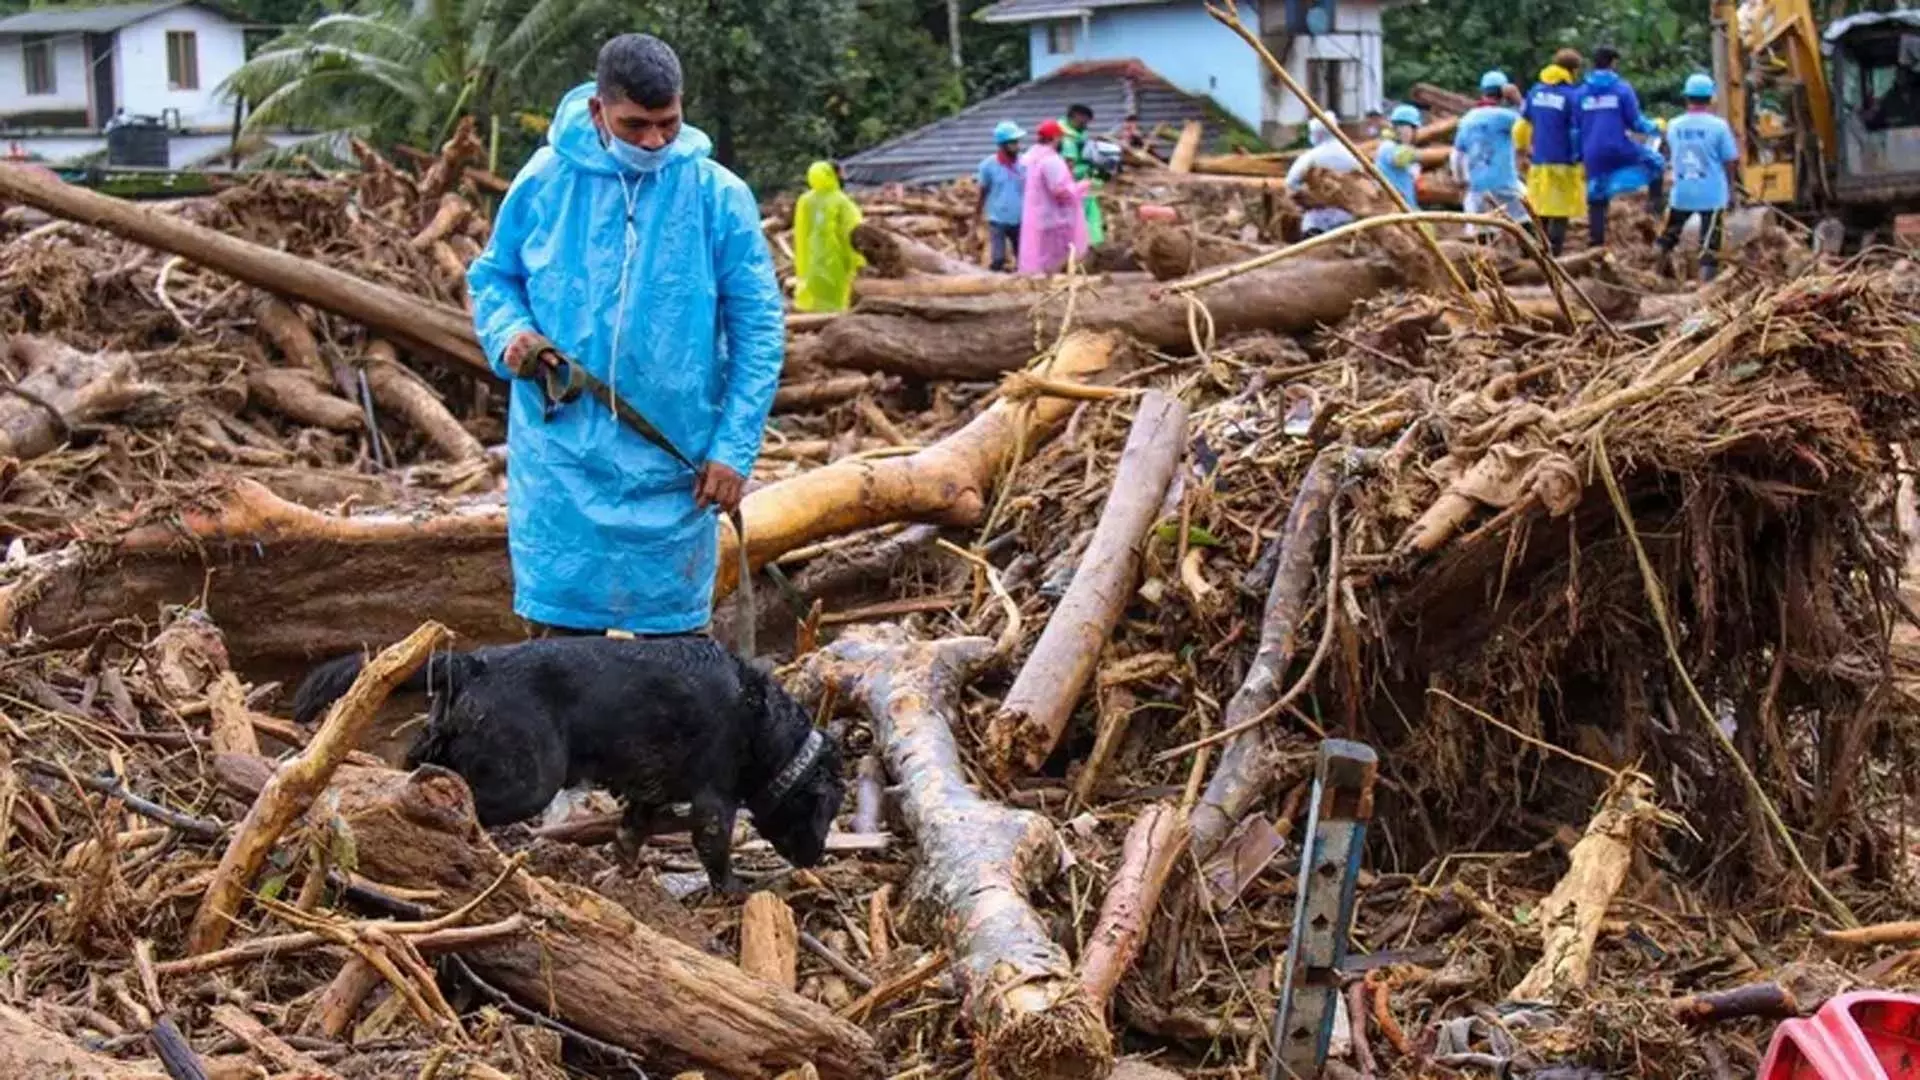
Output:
top-left (0, 2), bottom-right (219, 34)
top-left (842, 61), bottom-right (1241, 187)
top-left (976, 0), bottom-right (1171, 24)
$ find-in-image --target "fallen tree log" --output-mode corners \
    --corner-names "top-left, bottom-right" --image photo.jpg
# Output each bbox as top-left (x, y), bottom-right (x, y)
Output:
top-left (773, 373), bottom-right (881, 413)
top-left (0, 337), bottom-right (154, 461)
top-left (854, 272), bottom-right (1149, 299)
top-left (1168, 120), bottom-right (1204, 173)
top-left (1132, 224), bottom-right (1272, 280)
top-left (1077, 802), bottom-right (1184, 1013)
top-left (362, 341), bottom-right (487, 462)
top-left (986, 390), bottom-right (1188, 775)
top-left (1190, 447), bottom-right (1345, 863)
top-left (852, 223), bottom-right (978, 277)
top-left (188, 621), bottom-right (447, 954)
top-left (246, 368), bottom-right (364, 431)
top-left (1411, 82), bottom-right (1475, 115)
top-left (805, 627), bottom-right (1112, 1079)
top-left (816, 257), bottom-right (1399, 380)
top-left (215, 758), bottom-right (882, 1079)
top-left (0, 163), bottom-right (486, 372)
top-left (0, 333), bottom-right (1124, 660)
top-left (1506, 775), bottom-right (1664, 1002)
top-left (0, 1004), bottom-right (168, 1078)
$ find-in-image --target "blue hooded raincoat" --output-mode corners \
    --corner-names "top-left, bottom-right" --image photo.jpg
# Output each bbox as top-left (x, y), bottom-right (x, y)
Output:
top-left (468, 83), bottom-right (785, 634)
top-left (1579, 69), bottom-right (1664, 198)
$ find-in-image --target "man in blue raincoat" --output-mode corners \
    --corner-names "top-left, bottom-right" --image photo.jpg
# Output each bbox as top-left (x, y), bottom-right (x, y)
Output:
top-left (468, 34), bottom-right (785, 636)
top-left (1579, 45), bottom-right (1664, 247)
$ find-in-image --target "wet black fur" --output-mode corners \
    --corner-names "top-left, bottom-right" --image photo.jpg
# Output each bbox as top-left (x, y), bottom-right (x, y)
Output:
top-left (293, 637), bottom-right (844, 892)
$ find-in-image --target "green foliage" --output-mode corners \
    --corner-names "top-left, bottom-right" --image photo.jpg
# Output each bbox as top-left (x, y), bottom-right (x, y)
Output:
top-left (1384, 0), bottom-right (1712, 115)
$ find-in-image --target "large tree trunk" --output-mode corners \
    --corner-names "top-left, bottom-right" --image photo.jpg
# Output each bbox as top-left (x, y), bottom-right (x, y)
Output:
top-left (804, 628), bottom-right (1112, 1079)
top-left (852, 223), bottom-right (978, 277)
top-left (216, 757), bottom-right (883, 1079)
top-left (1131, 224), bottom-right (1271, 281)
top-left (815, 257), bottom-right (1399, 380)
top-left (0, 164), bottom-right (485, 372)
top-left (0, 333), bottom-right (1126, 661)
top-left (986, 391), bottom-right (1188, 776)
top-left (0, 336), bottom-right (154, 461)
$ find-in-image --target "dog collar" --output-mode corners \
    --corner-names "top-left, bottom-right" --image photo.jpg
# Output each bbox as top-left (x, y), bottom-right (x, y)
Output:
top-left (763, 729), bottom-right (825, 806)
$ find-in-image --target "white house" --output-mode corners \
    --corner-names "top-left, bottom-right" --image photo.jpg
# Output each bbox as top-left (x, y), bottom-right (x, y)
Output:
top-left (0, 1), bottom-right (277, 168)
top-left (979, 0), bottom-right (1409, 141)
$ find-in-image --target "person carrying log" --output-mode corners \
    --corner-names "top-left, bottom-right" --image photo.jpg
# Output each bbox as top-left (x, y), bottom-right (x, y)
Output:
top-left (467, 33), bottom-right (785, 637)
top-left (1518, 49), bottom-right (1588, 256)
top-left (795, 161), bottom-right (865, 312)
top-left (1287, 117), bottom-right (1361, 237)
top-left (1017, 119), bottom-right (1091, 275)
top-left (975, 121), bottom-right (1026, 273)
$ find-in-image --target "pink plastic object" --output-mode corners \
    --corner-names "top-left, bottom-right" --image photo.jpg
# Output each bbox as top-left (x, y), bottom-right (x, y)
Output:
top-left (1759, 992), bottom-right (1920, 1079)
top-left (1136, 204), bottom-right (1178, 224)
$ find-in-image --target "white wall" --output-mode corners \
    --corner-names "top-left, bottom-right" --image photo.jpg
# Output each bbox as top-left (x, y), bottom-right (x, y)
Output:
top-left (4, 129), bottom-right (308, 168)
top-left (115, 5), bottom-right (247, 130)
top-left (1267, 1), bottom-right (1389, 133)
top-left (0, 34), bottom-right (91, 119)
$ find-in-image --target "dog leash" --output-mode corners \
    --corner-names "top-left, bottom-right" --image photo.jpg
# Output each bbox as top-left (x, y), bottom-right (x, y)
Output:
top-left (514, 337), bottom-right (757, 657)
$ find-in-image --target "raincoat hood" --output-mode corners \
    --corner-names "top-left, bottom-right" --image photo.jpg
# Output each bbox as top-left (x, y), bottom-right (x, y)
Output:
top-left (806, 161), bottom-right (841, 193)
top-left (1539, 64), bottom-right (1575, 85)
top-left (549, 82), bottom-right (713, 176)
top-left (1586, 69), bottom-right (1622, 90)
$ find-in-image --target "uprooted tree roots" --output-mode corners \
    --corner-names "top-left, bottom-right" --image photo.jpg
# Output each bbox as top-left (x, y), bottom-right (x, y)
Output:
top-left (3, 137), bottom-right (1920, 1080)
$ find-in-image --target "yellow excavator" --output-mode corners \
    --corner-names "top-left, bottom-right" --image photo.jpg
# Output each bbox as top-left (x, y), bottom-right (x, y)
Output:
top-left (1714, 0), bottom-right (1920, 246)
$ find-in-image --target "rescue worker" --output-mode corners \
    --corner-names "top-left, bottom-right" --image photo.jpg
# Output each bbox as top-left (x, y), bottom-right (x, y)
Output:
top-left (1058, 103), bottom-right (1105, 246)
top-left (1579, 44), bottom-right (1664, 247)
top-left (1286, 117), bottom-right (1361, 237)
top-left (975, 120), bottom-right (1026, 273)
top-left (1655, 74), bottom-right (1740, 282)
top-left (468, 33), bottom-right (784, 636)
top-left (1452, 71), bottom-right (1527, 236)
top-left (1375, 103), bottom-right (1424, 207)
top-left (1518, 49), bottom-right (1586, 256)
top-left (1018, 119), bottom-right (1091, 274)
top-left (794, 160), bottom-right (863, 312)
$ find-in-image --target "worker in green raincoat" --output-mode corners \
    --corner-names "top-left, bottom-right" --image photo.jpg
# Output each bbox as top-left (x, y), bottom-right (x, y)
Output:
top-left (793, 161), bottom-right (864, 312)
top-left (1059, 103), bottom-right (1106, 246)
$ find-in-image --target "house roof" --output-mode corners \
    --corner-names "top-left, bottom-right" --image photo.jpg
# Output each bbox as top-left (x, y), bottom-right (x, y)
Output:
top-left (0, 2), bottom-right (232, 35)
top-left (841, 60), bottom-right (1241, 187)
top-left (976, 0), bottom-right (1169, 24)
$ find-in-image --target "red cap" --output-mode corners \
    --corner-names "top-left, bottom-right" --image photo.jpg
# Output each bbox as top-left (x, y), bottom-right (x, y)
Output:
top-left (1037, 119), bottom-right (1064, 141)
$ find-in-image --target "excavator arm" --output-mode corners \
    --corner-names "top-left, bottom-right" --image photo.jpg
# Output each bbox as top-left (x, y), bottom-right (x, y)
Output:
top-left (1714, 0), bottom-right (1835, 205)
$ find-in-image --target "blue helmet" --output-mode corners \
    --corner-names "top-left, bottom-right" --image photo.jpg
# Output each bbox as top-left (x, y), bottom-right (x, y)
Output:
top-left (993, 120), bottom-right (1026, 145)
top-left (1683, 73), bottom-right (1716, 100)
top-left (1480, 70), bottom-right (1509, 94)
top-left (1389, 104), bottom-right (1422, 127)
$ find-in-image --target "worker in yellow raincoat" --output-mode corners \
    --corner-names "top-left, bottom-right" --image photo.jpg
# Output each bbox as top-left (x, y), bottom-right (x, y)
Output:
top-left (1517, 49), bottom-right (1588, 255)
top-left (794, 161), bottom-right (864, 312)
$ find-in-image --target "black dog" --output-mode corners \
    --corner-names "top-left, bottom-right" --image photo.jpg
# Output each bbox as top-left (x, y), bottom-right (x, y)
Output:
top-left (293, 636), bottom-right (844, 893)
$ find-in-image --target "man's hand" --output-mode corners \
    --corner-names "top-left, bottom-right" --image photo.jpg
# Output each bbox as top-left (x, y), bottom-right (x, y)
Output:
top-left (503, 331), bottom-right (548, 378)
top-left (695, 461), bottom-right (746, 513)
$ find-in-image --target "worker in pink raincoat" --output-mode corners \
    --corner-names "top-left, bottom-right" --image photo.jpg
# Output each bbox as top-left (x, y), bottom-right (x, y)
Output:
top-left (1017, 119), bottom-right (1091, 275)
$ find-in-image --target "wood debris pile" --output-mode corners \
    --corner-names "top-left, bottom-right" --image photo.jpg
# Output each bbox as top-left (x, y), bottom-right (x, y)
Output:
top-left (0, 118), bottom-right (1918, 1080)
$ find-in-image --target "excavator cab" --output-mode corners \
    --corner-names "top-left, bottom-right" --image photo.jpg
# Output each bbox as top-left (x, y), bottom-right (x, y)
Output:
top-left (1824, 12), bottom-right (1920, 209)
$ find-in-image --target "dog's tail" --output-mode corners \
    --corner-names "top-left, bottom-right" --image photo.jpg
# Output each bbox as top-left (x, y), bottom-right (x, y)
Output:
top-left (291, 649), bottom-right (479, 725)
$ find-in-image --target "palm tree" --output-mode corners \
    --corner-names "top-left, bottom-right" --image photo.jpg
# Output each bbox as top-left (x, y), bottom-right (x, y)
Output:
top-left (221, 0), bottom-right (608, 151)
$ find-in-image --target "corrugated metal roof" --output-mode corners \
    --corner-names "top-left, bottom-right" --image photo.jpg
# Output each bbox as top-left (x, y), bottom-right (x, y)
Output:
top-left (842, 61), bottom-right (1244, 187)
top-left (976, 0), bottom-right (1170, 24)
top-left (0, 2), bottom-right (205, 35)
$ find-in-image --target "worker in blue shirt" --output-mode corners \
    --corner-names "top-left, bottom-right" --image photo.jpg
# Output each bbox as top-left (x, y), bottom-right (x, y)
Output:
top-left (976, 120), bottom-right (1026, 272)
top-left (1375, 103), bottom-right (1423, 206)
top-left (1452, 71), bottom-right (1527, 237)
top-left (1656, 74), bottom-right (1741, 282)
top-left (1580, 44), bottom-right (1664, 247)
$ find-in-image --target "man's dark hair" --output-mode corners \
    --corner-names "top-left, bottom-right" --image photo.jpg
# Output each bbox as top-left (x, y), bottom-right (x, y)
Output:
top-left (1067, 103), bottom-right (1094, 123)
top-left (597, 34), bottom-right (683, 108)
top-left (1592, 45), bottom-right (1619, 70)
